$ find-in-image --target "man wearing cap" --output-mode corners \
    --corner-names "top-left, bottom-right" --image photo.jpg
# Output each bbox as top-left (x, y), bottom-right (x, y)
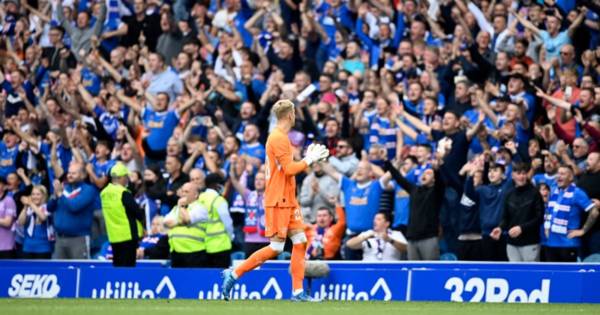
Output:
top-left (101, 163), bottom-right (145, 267)
top-left (198, 173), bottom-right (234, 268)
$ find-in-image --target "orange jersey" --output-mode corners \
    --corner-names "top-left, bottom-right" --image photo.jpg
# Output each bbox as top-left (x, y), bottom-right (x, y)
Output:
top-left (264, 127), bottom-right (308, 208)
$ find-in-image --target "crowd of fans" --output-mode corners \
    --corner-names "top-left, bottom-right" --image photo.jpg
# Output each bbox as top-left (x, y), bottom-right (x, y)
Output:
top-left (0, 0), bottom-right (599, 265)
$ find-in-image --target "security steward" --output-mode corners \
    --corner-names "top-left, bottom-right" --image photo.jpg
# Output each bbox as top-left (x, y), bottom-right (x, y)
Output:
top-left (200, 173), bottom-right (234, 268)
top-left (101, 163), bottom-right (145, 267)
top-left (164, 182), bottom-right (209, 267)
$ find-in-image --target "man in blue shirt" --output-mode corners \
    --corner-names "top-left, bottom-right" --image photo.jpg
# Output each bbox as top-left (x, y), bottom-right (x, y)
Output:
top-left (532, 152), bottom-right (559, 189)
top-left (238, 123), bottom-right (265, 169)
top-left (48, 161), bottom-right (100, 259)
top-left (86, 140), bottom-right (116, 189)
top-left (544, 165), bottom-right (599, 262)
top-left (118, 89), bottom-right (195, 165)
top-left (0, 130), bottom-right (19, 179)
top-left (323, 160), bottom-right (390, 260)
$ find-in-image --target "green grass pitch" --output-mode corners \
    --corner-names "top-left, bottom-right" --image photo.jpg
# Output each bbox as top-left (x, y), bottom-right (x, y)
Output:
top-left (1, 299), bottom-right (598, 315)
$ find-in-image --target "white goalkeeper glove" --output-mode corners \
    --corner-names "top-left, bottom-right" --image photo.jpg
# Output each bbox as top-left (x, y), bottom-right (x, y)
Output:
top-left (303, 143), bottom-right (330, 166)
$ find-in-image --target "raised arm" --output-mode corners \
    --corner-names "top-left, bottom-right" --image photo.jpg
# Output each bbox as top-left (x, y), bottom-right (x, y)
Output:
top-left (511, 10), bottom-right (541, 37)
top-left (321, 161), bottom-right (342, 183)
top-left (116, 89), bottom-right (144, 114)
top-left (401, 108), bottom-right (432, 136)
top-left (568, 8), bottom-right (587, 38)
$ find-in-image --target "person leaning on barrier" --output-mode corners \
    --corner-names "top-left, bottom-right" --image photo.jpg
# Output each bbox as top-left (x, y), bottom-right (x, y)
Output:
top-left (101, 163), bottom-right (145, 267)
top-left (164, 182), bottom-right (209, 268)
top-left (346, 212), bottom-right (407, 261)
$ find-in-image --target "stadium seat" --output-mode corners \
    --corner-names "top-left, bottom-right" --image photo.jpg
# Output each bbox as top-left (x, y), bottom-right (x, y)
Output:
top-left (440, 253), bottom-right (458, 261)
top-left (583, 254), bottom-right (600, 263)
top-left (231, 251), bottom-right (246, 261)
top-left (277, 252), bottom-right (292, 260)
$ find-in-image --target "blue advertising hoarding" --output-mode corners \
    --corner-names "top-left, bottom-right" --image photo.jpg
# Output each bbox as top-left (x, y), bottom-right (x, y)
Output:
top-left (0, 267), bottom-right (78, 298)
top-left (409, 269), bottom-right (600, 303)
top-left (310, 269), bottom-right (408, 301)
top-left (1, 261), bottom-right (600, 303)
top-left (79, 268), bottom-right (292, 300)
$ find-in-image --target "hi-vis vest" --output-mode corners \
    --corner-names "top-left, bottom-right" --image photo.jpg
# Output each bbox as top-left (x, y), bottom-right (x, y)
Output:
top-left (101, 183), bottom-right (143, 243)
top-left (168, 200), bottom-right (207, 253)
top-left (198, 190), bottom-right (232, 254)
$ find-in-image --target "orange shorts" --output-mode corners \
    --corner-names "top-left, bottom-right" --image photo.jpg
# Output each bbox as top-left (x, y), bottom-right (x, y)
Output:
top-left (264, 207), bottom-right (304, 239)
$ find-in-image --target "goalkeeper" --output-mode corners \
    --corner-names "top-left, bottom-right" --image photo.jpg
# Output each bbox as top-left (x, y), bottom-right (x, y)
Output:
top-left (221, 99), bottom-right (329, 302)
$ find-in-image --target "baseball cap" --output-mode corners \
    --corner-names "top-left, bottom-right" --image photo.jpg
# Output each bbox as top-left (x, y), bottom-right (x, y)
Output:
top-left (110, 162), bottom-right (129, 177)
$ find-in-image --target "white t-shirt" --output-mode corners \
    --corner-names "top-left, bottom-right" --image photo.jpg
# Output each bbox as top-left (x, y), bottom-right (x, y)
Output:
top-left (361, 230), bottom-right (407, 261)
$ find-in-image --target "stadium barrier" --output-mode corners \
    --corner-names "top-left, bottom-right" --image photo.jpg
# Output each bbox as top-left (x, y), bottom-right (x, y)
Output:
top-left (1, 260), bottom-right (599, 303)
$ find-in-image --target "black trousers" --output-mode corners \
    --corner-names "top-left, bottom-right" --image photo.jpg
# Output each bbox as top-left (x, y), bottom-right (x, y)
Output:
top-left (457, 239), bottom-right (483, 261)
top-left (171, 250), bottom-right (207, 268)
top-left (206, 250), bottom-right (232, 268)
top-left (0, 250), bottom-right (15, 259)
top-left (544, 246), bottom-right (578, 262)
top-left (481, 235), bottom-right (508, 261)
top-left (111, 240), bottom-right (137, 267)
top-left (22, 252), bottom-right (52, 259)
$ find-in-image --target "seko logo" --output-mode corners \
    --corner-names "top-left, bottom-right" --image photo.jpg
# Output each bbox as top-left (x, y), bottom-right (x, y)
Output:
top-left (8, 274), bottom-right (61, 298)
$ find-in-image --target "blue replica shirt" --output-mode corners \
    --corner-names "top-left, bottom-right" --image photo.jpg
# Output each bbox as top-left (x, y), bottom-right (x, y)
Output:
top-left (391, 182), bottom-right (410, 228)
top-left (39, 142), bottom-right (72, 192)
top-left (81, 67), bottom-right (101, 96)
top-left (239, 142), bottom-right (266, 163)
top-left (22, 207), bottom-right (54, 254)
top-left (317, 3), bottom-right (354, 39)
top-left (463, 109), bottom-right (496, 154)
top-left (545, 184), bottom-right (595, 248)
top-left (0, 142), bottom-right (18, 179)
top-left (368, 115), bottom-right (399, 160)
top-left (340, 176), bottom-right (384, 233)
top-left (94, 105), bottom-right (122, 140)
top-left (405, 163), bottom-right (431, 185)
top-left (532, 173), bottom-right (557, 189)
top-left (142, 107), bottom-right (180, 151)
top-left (89, 155), bottom-right (116, 178)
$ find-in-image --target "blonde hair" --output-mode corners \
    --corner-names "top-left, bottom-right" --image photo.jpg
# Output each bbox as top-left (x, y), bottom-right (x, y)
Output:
top-left (32, 185), bottom-right (48, 203)
top-left (272, 99), bottom-right (295, 120)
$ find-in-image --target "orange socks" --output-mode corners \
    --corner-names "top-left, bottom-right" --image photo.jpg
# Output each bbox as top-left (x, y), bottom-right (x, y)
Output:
top-left (234, 246), bottom-right (279, 278)
top-left (233, 242), bottom-right (306, 293)
top-left (290, 243), bottom-right (307, 291)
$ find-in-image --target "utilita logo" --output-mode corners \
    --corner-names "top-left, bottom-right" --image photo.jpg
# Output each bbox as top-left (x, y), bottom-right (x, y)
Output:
top-left (444, 277), bottom-right (550, 303)
top-left (313, 278), bottom-right (392, 301)
top-left (91, 276), bottom-right (176, 299)
top-left (8, 274), bottom-right (61, 298)
top-left (198, 277), bottom-right (282, 300)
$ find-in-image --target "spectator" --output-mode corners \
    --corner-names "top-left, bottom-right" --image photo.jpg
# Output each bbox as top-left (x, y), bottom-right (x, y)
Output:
top-left (464, 161), bottom-right (513, 261)
top-left (327, 138), bottom-right (359, 177)
top-left (17, 186), bottom-right (53, 259)
top-left (136, 216), bottom-right (169, 260)
top-left (0, 178), bottom-right (17, 258)
top-left (47, 162), bottom-right (98, 259)
top-left (346, 212), bottom-right (407, 261)
top-left (577, 152), bottom-right (600, 257)
top-left (229, 166), bottom-right (269, 257)
top-left (383, 158), bottom-right (445, 261)
top-left (305, 205), bottom-right (346, 260)
top-left (322, 160), bottom-right (389, 260)
top-left (300, 162), bottom-right (339, 223)
top-left (56, 0), bottom-right (107, 60)
top-left (544, 165), bottom-right (599, 262)
top-left (491, 163), bottom-right (545, 262)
